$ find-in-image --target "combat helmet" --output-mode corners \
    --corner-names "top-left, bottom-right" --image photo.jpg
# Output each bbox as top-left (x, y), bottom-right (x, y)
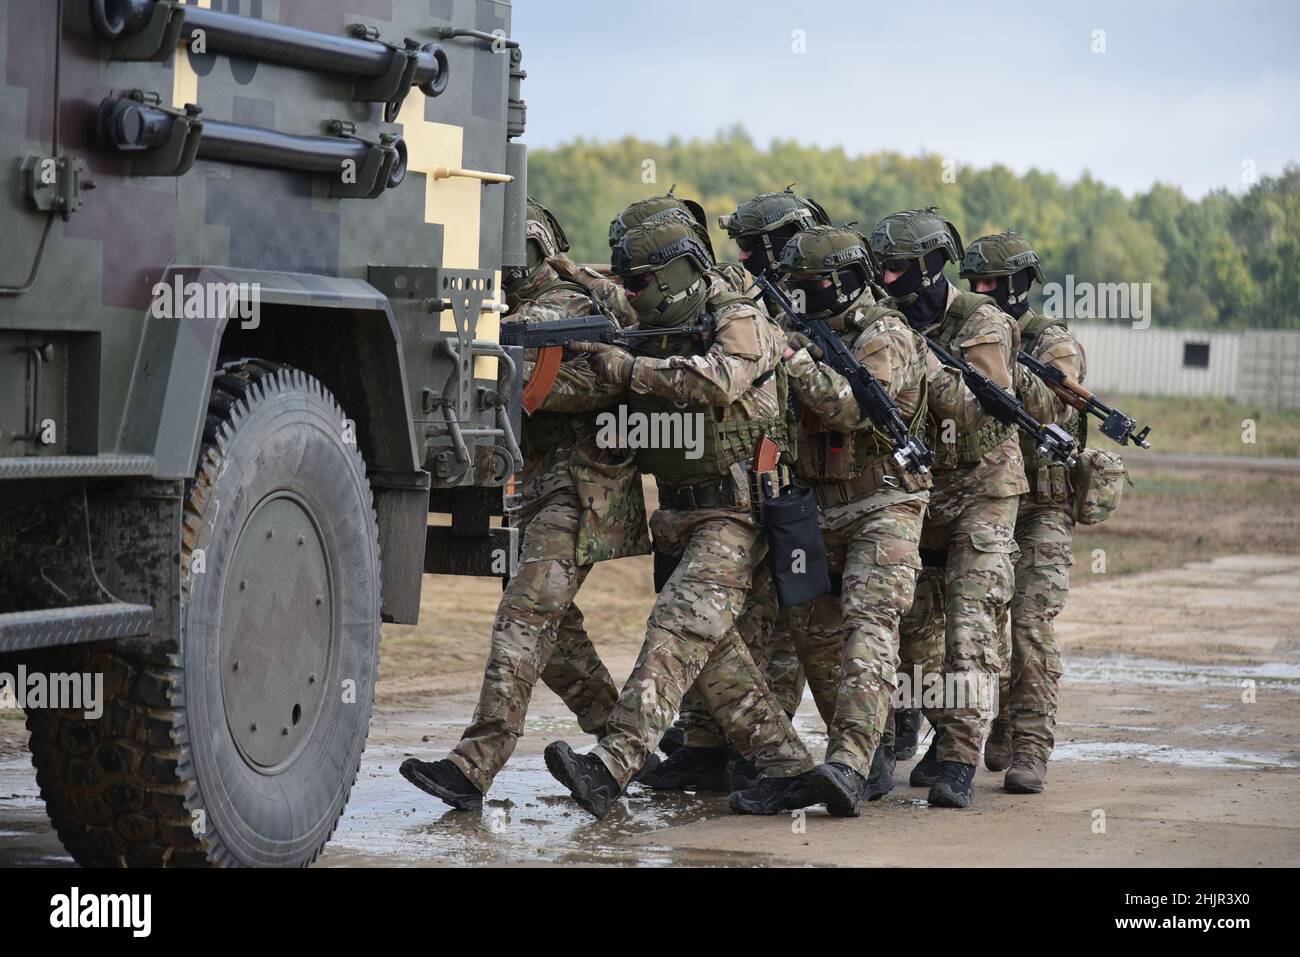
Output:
top-left (960, 230), bottom-right (1046, 314)
top-left (611, 215), bottom-right (714, 328)
top-left (719, 187), bottom-right (832, 277)
top-left (505, 196), bottom-right (570, 295)
top-left (609, 187), bottom-right (714, 260)
top-left (776, 225), bottom-right (874, 320)
top-left (867, 207), bottom-right (964, 305)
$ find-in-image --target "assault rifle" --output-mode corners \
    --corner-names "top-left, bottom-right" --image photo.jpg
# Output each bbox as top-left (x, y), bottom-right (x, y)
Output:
top-left (753, 270), bottom-right (932, 478)
top-left (1017, 351), bottom-right (1153, 449)
top-left (926, 338), bottom-right (1079, 468)
top-left (501, 314), bottom-right (714, 413)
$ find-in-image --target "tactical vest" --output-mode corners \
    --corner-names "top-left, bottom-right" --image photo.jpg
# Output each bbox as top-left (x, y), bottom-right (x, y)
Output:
top-left (519, 279), bottom-right (605, 457)
top-left (1018, 311), bottom-right (1089, 478)
top-left (926, 291), bottom-right (1016, 469)
top-left (627, 295), bottom-right (793, 486)
top-left (797, 311), bottom-right (928, 487)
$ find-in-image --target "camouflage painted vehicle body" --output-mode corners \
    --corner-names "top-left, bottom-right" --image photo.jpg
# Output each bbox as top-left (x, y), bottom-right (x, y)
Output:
top-left (0, 0), bottom-right (528, 865)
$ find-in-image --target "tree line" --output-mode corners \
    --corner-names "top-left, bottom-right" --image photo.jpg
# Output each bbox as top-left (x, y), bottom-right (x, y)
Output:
top-left (528, 126), bottom-right (1300, 330)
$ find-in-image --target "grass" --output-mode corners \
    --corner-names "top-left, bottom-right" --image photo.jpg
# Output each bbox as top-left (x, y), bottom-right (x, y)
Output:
top-left (1070, 467), bottom-right (1300, 583)
top-left (1108, 394), bottom-right (1300, 457)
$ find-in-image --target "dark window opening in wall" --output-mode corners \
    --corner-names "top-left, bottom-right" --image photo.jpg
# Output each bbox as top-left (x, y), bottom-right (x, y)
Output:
top-left (1183, 342), bottom-right (1210, 368)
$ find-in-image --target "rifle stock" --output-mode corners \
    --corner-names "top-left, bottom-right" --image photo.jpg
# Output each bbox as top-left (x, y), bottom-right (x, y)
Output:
top-left (1016, 350), bottom-right (1152, 449)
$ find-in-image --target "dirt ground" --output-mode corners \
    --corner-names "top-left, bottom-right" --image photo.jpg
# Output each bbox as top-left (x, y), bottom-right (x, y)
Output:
top-left (2, 456), bottom-right (1298, 866)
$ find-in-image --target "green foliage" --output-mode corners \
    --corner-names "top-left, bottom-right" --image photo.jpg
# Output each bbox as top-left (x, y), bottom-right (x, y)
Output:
top-left (529, 130), bottom-right (1300, 329)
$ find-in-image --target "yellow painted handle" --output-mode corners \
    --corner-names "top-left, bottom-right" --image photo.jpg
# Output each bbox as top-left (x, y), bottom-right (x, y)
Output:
top-left (431, 165), bottom-right (513, 184)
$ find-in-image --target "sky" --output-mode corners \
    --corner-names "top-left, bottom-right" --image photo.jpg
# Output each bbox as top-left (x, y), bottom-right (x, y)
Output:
top-left (512, 0), bottom-right (1300, 197)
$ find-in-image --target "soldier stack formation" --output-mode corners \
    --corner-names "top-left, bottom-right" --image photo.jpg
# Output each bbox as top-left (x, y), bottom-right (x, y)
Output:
top-left (402, 190), bottom-right (1138, 820)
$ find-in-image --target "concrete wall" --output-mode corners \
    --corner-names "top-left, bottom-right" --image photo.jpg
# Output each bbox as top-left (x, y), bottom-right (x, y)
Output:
top-left (1069, 323), bottom-right (1241, 398)
top-left (1238, 331), bottom-right (1300, 410)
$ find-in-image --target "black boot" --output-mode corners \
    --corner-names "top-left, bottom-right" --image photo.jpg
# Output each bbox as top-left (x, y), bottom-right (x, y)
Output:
top-left (543, 741), bottom-right (622, 819)
top-left (894, 708), bottom-right (922, 760)
top-left (629, 752), bottom-right (662, 784)
top-left (634, 746), bottom-right (730, 792)
top-left (727, 750), bottom-right (762, 791)
top-left (908, 735), bottom-right (942, 788)
top-left (807, 762), bottom-right (869, 817)
top-left (865, 745), bottom-right (896, 801)
top-left (658, 725), bottom-right (686, 756)
top-left (928, 761), bottom-right (976, 809)
top-left (729, 773), bottom-right (817, 815)
top-left (400, 758), bottom-right (484, 811)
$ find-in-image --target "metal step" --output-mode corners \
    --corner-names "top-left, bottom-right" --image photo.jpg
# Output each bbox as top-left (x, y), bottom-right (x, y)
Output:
top-left (0, 604), bottom-right (155, 654)
top-left (0, 455), bottom-right (155, 481)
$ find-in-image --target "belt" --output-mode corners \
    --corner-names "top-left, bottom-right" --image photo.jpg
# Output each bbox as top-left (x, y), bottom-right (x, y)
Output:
top-left (809, 460), bottom-right (897, 509)
top-left (656, 476), bottom-right (738, 510)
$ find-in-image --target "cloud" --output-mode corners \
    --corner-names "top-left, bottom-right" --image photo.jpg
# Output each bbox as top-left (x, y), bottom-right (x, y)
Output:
top-left (512, 0), bottom-right (1299, 197)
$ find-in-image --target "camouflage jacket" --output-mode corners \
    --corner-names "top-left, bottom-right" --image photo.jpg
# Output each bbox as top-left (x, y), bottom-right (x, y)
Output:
top-left (513, 270), bottom-right (649, 563)
top-left (910, 282), bottom-right (1030, 502)
top-left (629, 293), bottom-right (783, 422)
top-left (784, 300), bottom-right (932, 525)
top-left (1014, 308), bottom-right (1089, 502)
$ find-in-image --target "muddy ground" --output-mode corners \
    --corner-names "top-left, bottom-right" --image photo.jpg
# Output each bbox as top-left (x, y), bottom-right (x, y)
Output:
top-left (2, 458), bottom-right (1298, 866)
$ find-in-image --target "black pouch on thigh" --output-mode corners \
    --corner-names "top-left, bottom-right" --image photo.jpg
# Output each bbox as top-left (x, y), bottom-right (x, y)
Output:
top-left (653, 547), bottom-right (683, 592)
top-left (763, 485), bottom-right (832, 609)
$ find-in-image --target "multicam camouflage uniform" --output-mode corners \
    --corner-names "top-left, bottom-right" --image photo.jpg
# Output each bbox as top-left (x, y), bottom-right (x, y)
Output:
top-left (669, 191), bottom-right (842, 751)
top-left (995, 307), bottom-right (1086, 761)
top-left (871, 212), bottom-right (1029, 792)
top-left (446, 253), bottom-right (650, 795)
top-left (581, 219), bottom-right (815, 789)
top-left (894, 280), bottom-right (1027, 766)
top-left (957, 231), bottom-right (1085, 784)
top-left (781, 300), bottom-right (931, 776)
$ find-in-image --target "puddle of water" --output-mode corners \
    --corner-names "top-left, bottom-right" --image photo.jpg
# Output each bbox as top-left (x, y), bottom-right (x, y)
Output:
top-left (1058, 722), bottom-right (1160, 733)
top-left (1054, 740), bottom-right (1300, 770)
top-left (1063, 655), bottom-right (1300, 692)
top-left (324, 745), bottom-right (787, 867)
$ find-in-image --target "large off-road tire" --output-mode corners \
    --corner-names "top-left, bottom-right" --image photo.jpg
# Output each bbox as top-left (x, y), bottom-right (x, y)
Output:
top-left (26, 360), bottom-right (382, 866)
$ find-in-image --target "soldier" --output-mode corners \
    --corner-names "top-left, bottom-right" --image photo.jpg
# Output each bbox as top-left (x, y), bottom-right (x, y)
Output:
top-left (730, 226), bottom-right (932, 815)
top-left (542, 215), bottom-right (816, 819)
top-left (639, 189), bottom-right (832, 788)
top-left (400, 199), bottom-right (651, 810)
top-left (869, 207), bottom-right (1029, 809)
top-left (961, 231), bottom-right (1085, 793)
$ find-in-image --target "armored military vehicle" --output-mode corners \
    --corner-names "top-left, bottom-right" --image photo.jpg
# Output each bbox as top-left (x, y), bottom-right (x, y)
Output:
top-left (0, 0), bottom-right (529, 866)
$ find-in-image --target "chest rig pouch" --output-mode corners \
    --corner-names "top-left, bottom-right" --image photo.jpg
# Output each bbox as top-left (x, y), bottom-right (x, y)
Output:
top-left (926, 292), bottom-right (1016, 469)
top-left (1020, 313), bottom-right (1083, 507)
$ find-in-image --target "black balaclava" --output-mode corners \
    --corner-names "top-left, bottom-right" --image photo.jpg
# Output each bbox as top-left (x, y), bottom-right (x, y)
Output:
top-left (884, 250), bottom-right (950, 329)
top-left (979, 269), bottom-right (1035, 319)
top-left (741, 225), bottom-right (800, 277)
top-left (793, 268), bottom-right (865, 317)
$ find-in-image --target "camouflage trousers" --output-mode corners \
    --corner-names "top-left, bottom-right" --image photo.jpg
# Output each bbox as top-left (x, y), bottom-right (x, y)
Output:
top-left (897, 493), bottom-right (1019, 766)
top-left (991, 501), bottom-right (1071, 759)
top-left (592, 509), bottom-right (815, 789)
top-left (777, 497), bottom-right (925, 777)
top-left (673, 562), bottom-right (806, 749)
top-left (449, 493), bottom-right (618, 794)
